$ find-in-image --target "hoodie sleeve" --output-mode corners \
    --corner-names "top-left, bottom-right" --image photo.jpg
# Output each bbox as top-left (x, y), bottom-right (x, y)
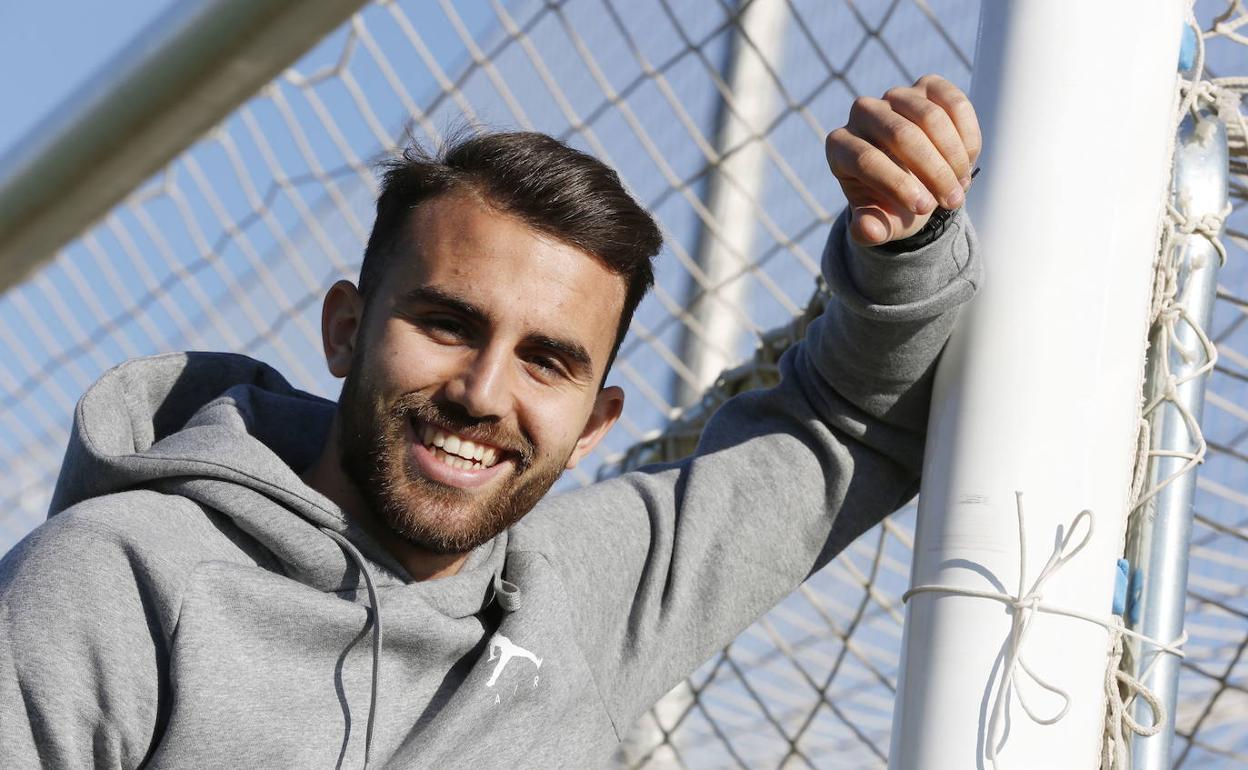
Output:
top-left (511, 208), bottom-right (980, 734)
top-left (0, 501), bottom-right (173, 769)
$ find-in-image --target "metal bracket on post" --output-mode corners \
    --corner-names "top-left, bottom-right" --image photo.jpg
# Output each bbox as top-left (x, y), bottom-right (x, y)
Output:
top-left (1124, 110), bottom-right (1229, 770)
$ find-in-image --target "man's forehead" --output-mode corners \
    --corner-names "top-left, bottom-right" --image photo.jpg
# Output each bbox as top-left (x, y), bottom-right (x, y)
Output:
top-left (403, 193), bottom-right (607, 276)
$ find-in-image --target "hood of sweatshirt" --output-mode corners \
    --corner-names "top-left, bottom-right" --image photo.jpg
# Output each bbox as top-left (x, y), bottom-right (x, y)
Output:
top-left (49, 351), bottom-right (508, 614)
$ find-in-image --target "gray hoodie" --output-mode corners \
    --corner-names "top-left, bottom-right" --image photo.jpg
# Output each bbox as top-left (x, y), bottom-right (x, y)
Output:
top-left (0, 210), bottom-right (978, 769)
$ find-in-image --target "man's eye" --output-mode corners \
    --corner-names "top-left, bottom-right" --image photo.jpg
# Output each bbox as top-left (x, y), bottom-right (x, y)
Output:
top-left (527, 355), bottom-right (564, 376)
top-left (422, 316), bottom-right (466, 339)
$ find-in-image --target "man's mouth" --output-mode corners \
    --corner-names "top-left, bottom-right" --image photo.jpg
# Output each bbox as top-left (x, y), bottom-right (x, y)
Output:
top-left (415, 420), bottom-right (502, 472)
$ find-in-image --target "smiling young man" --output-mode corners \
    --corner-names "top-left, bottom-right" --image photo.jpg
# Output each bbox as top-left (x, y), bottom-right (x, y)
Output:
top-left (1, 76), bottom-right (982, 768)
top-left (305, 166), bottom-right (646, 582)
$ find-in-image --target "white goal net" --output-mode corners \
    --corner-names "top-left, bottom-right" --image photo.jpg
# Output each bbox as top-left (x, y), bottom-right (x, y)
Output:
top-left (2, 1), bottom-right (1247, 766)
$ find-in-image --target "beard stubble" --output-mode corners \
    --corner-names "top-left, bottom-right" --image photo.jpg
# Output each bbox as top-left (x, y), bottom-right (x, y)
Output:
top-left (337, 369), bottom-right (567, 555)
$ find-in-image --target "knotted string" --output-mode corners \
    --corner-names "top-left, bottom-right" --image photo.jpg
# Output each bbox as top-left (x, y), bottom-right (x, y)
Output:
top-left (901, 492), bottom-right (1186, 770)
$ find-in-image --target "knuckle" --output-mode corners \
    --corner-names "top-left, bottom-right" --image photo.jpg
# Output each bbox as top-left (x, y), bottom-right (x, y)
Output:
top-left (883, 86), bottom-right (908, 102)
top-left (912, 101), bottom-right (942, 129)
top-left (882, 117), bottom-right (916, 145)
top-left (942, 96), bottom-right (977, 126)
top-left (826, 126), bottom-right (852, 148)
top-left (849, 96), bottom-right (878, 121)
top-left (854, 144), bottom-right (879, 168)
top-left (948, 94), bottom-right (974, 116)
top-left (825, 128), bottom-right (853, 163)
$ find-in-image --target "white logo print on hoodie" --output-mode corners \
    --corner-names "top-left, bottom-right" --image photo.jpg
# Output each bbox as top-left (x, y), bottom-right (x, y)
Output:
top-left (485, 633), bottom-right (543, 687)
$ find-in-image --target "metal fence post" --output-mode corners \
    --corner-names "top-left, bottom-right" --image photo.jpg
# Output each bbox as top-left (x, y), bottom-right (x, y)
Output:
top-left (675, 0), bottom-right (788, 407)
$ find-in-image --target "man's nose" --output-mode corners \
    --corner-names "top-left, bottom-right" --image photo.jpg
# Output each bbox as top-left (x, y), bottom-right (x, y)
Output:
top-left (445, 345), bottom-right (513, 420)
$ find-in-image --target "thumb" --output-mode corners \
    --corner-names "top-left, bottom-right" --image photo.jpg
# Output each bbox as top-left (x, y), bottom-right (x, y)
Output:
top-left (850, 206), bottom-right (892, 246)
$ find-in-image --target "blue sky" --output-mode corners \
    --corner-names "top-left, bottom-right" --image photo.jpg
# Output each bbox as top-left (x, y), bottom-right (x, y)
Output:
top-left (0, 1), bottom-right (176, 156)
top-left (0, 0), bottom-right (844, 539)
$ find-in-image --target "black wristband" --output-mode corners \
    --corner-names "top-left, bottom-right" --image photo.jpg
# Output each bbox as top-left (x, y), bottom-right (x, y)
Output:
top-left (874, 206), bottom-right (957, 255)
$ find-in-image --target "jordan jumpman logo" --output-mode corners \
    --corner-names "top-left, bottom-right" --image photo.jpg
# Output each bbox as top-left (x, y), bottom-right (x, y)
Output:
top-left (485, 633), bottom-right (543, 687)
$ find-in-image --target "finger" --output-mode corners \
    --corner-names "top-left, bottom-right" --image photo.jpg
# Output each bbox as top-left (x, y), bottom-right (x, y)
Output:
top-left (828, 121), bottom-right (930, 244)
top-left (850, 98), bottom-right (964, 210)
top-left (885, 87), bottom-right (972, 192)
top-left (851, 206), bottom-right (891, 246)
top-left (827, 127), bottom-right (936, 215)
top-left (918, 75), bottom-right (982, 169)
top-left (842, 179), bottom-right (923, 245)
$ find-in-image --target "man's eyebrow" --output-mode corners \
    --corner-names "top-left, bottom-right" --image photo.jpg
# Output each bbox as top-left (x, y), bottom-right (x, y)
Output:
top-left (398, 286), bottom-right (490, 322)
top-left (527, 333), bottom-right (594, 377)
top-left (400, 285), bottom-right (596, 377)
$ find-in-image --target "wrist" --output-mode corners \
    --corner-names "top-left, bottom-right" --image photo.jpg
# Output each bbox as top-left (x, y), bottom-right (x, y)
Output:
top-left (875, 206), bottom-right (957, 254)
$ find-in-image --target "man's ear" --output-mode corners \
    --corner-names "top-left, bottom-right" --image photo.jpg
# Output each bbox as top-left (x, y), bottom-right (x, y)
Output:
top-left (566, 385), bottom-right (625, 469)
top-left (321, 280), bottom-right (365, 378)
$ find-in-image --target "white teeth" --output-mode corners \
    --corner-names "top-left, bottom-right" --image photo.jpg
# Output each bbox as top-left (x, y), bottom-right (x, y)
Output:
top-left (430, 446), bottom-right (478, 472)
top-left (419, 424), bottom-right (503, 469)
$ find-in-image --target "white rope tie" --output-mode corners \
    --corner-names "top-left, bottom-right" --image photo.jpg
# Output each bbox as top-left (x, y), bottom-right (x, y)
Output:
top-left (901, 492), bottom-right (1186, 770)
top-left (1127, 169), bottom-right (1230, 511)
top-left (1101, 619), bottom-right (1190, 769)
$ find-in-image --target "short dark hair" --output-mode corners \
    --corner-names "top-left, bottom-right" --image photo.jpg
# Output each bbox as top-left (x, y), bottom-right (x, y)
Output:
top-left (360, 131), bottom-right (663, 375)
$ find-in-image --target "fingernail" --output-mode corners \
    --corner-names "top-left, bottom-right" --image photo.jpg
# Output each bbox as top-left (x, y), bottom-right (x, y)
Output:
top-left (914, 190), bottom-right (937, 214)
top-left (944, 188), bottom-right (964, 209)
top-left (959, 175), bottom-right (972, 190)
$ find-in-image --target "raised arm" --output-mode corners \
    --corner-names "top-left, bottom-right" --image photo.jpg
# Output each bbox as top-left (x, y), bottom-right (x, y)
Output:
top-left (510, 75), bottom-right (982, 734)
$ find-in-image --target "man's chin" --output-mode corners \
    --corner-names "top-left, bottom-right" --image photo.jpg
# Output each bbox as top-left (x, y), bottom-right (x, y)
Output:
top-left (375, 494), bottom-right (507, 555)
top-left (393, 525), bottom-right (495, 556)
top-left (393, 531), bottom-right (482, 556)
top-left (347, 445), bottom-right (564, 556)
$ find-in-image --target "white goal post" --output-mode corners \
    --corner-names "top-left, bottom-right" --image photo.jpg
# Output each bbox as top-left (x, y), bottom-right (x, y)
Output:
top-left (891, 2), bottom-right (1187, 768)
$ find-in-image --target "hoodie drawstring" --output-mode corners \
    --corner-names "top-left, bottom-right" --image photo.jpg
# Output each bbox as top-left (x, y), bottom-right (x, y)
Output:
top-left (321, 528), bottom-right (383, 769)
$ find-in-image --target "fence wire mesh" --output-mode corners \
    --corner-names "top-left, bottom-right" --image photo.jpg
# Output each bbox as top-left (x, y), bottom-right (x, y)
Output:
top-left (1, 0), bottom-right (1246, 766)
